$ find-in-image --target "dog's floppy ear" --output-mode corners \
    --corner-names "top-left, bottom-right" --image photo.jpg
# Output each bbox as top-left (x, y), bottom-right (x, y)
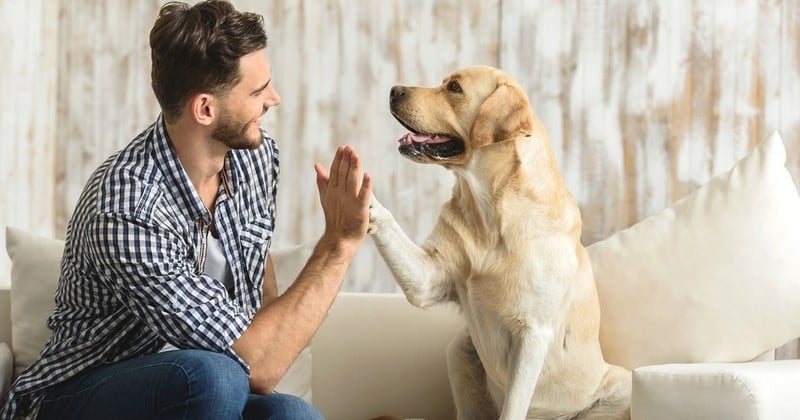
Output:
top-left (469, 78), bottom-right (534, 145)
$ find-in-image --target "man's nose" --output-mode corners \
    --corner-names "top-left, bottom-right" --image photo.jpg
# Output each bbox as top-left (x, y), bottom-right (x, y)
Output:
top-left (265, 86), bottom-right (281, 109)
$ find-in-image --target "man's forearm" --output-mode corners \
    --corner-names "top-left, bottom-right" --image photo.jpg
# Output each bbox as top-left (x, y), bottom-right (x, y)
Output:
top-left (232, 234), bottom-right (360, 393)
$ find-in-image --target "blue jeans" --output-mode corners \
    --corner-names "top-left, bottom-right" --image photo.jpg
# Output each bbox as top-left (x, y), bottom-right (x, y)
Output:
top-left (36, 349), bottom-right (323, 420)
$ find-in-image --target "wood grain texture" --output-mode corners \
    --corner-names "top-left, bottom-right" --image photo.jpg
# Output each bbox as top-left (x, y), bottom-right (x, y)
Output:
top-left (1, 0), bottom-right (799, 305)
top-left (0, 0), bottom-right (59, 285)
top-left (54, 0), bottom-right (165, 235)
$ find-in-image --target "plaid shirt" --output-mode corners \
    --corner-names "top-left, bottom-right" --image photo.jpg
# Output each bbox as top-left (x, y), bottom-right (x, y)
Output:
top-left (1, 115), bottom-right (279, 419)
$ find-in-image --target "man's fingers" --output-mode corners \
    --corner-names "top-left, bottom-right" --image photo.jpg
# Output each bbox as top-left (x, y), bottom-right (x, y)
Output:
top-left (358, 172), bottom-right (372, 205)
top-left (314, 162), bottom-right (329, 195)
top-left (345, 148), bottom-right (363, 194)
top-left (336, 146), bottom-right (351, 191)
top-left (329, 146), bottom-right (344, 187)
top-left (324, 146), bottom-right (369, 199)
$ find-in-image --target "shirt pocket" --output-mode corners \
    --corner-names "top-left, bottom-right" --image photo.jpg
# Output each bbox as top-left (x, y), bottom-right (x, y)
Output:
top-left (238, 217), bottom-right (273, 292)
top-left (239, 217), bottom-right (274, 250)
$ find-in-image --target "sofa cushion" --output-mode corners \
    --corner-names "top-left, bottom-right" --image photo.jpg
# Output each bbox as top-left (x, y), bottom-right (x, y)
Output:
top-left (311, 292), bottom-right (462, 420)
top-left (4, 227), bottom-right (313, 401)
top-left (269, 242), bottom-right (316, 402)
top-left (5, 227), bottom-right (61, 378)
top-left (587, 132), bottom-right (800, 370)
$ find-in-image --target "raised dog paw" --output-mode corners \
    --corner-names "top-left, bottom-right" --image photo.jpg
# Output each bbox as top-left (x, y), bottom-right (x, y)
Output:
top-left (368, 194), bottom-right (391, 234)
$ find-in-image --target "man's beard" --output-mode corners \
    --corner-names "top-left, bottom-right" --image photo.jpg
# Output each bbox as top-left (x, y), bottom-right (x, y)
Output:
top-left (212, 107), bottom-right (263, 150)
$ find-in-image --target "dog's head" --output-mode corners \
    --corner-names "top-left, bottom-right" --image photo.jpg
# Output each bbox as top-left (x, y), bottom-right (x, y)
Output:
top-left (389, 66), bottom-right (536, 166)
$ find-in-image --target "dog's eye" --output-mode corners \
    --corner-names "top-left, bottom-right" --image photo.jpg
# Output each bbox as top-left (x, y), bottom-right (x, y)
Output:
top-left (447, 80), bottom-right (462, 93)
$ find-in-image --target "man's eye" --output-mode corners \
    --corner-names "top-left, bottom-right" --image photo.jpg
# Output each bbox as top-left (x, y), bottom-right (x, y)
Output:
top-left (447, 80), bottom-right (462, 93)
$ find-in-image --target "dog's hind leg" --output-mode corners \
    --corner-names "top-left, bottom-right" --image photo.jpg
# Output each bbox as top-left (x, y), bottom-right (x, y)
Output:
top-left (575, 365), bottom-right (631, 420)
top-left (447, 328), bottom-right (498, 420)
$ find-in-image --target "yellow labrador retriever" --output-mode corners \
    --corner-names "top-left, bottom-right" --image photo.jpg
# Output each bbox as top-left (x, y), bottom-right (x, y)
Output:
top-left (368, 66), bottom-right (631, 420)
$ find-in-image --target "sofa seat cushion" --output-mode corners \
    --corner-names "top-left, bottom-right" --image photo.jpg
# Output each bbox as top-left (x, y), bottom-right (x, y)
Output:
top-left (631, 360), bottom-right (800, 420)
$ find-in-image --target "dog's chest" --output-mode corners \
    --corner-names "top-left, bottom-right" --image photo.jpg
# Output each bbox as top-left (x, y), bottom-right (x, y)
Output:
top-left (453, 237), bottom-right (577, 389)
top-left (459, 293), bottom-right (513, 381)
top-left (456, 277), bottom-right (559, 394)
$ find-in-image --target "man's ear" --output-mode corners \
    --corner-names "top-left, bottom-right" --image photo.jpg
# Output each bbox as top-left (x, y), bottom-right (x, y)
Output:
top-left (188, 93), bottom-right (216, 127)
top-left (469, 80), bottom-right (534, 146)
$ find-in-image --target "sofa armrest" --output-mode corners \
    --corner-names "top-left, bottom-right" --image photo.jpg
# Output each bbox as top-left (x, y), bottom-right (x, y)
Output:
top-left (0, 342), bottom-right (13, 399)
top-left (632, 360), bottom-right (800, 420)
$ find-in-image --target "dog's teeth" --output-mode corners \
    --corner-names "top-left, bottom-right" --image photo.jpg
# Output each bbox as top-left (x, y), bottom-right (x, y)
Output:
top-left (398, 133), bottom-right (413, 145)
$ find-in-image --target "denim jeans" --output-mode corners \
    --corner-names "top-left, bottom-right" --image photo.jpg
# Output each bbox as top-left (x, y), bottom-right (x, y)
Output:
top-left (37, 349), bottom-right (323, 420)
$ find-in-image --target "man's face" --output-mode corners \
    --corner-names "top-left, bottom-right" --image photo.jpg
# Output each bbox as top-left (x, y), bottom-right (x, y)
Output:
top-left (212, 49), bottom-right (280, 149)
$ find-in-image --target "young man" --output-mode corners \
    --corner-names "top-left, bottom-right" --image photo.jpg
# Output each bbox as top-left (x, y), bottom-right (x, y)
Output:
top-left (1, 1), bottom-right (372, 419)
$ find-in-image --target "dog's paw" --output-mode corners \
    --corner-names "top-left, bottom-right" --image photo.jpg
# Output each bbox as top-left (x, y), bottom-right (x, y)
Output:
top-left (368, 194), bottom-right (391, 234)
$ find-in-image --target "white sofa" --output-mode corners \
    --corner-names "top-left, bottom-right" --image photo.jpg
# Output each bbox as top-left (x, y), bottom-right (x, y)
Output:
top-left (3, 132), bottom-right (800, 420)
top-left (1, 267), bottom-right (799, 420)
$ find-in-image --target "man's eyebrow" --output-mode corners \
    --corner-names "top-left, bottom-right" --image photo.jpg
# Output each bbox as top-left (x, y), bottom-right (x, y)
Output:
top-left (252, 79), bottom-right (271, 94)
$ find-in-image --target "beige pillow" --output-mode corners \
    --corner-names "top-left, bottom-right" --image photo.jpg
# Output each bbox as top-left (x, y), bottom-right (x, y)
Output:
top-left (4, 227), bottom-right (314, 402)
top-left (269, 242), bottom-right (316, 403)
top-left (5, 227), bottom-right (62, 378)
top-left (587, 132), bottom-right (800, 370)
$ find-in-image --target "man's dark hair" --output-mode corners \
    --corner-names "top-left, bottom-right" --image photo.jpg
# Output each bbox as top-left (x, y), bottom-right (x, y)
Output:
top-left (150, 0), bottom-right (267, 122)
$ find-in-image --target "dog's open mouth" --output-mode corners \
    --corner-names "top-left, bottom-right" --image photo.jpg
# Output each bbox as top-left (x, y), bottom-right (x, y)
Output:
top-left (394, 119), bottom-right (465, 160)
top-left (397, 132), bottom-right (464, 160)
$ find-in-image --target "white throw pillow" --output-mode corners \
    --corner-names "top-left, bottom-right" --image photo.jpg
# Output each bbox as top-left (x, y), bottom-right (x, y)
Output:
top-left (5, 227), bottom-right (62, 378)
top-left (4, 227), bottom-right (314, 402)
top-left (269, 242), bottom-right (316, 403)
top-left (587, 132), bottom-right (800, 370)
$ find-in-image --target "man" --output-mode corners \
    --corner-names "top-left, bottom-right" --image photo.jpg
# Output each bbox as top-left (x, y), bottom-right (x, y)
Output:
top-left (1, 1), bottom-right (371, 419)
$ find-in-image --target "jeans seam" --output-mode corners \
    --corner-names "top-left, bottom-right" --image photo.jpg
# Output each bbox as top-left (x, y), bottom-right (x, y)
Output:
top-left (42, 361), bottom-right (191, 406)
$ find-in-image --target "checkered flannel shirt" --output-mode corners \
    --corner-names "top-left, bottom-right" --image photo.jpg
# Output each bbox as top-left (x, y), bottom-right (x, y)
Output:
top-left (1, 114), bottom-right (279, 419)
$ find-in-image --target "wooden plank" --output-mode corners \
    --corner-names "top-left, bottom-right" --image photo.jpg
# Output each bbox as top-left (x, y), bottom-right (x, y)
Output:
top-left (0, 0), bottom-right (59, 287)
top-left (2, 0), bottom-right (799, 294)
top-left (54, 0), bottom-right (163, 235)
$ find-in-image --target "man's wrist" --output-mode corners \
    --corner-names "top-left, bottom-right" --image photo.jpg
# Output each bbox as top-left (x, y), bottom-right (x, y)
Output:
top-left (315, 232), bottom-right (362, 261)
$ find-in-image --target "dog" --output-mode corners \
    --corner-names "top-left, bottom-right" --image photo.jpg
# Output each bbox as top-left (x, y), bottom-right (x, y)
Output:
top-left (368, 66), bottom-right (631, 420)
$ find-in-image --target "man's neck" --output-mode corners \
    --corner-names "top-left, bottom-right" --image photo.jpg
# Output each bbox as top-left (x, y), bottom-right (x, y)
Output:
top-left (165, 118), bottom-right (228, 211)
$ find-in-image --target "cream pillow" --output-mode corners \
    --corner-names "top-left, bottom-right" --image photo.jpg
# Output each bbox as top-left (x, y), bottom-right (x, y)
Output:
top-left (4, 227), bottom-right (314, 402)
top-left (5, 227), bottom-right (62, 378)
top-left (269, 242), bottom-right (316, 403)
top-left (587, 132), bottom-right (800, 370)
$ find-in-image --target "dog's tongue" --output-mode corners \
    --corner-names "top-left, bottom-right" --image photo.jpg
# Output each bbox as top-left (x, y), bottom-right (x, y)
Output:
top-left (398, 132), bottom-right (450, 145)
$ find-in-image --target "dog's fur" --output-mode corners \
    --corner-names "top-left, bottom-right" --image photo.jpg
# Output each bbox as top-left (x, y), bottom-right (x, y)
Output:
top-left (368, 66), bottom-right (631, 420)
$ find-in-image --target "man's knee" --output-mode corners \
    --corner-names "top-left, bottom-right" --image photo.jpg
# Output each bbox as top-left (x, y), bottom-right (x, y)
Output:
top-left (162, 349), bottom-right (250, 415)
top-left (244, 392), bottom-right (323, 420)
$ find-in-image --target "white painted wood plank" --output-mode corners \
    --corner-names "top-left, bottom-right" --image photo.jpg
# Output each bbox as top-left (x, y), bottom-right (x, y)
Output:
top-left (2, 0), bottom-right (799, 294)
top-left (0, 0), bottom-right (59, 287)
top-left (55, 0), bottom-right (163, 234)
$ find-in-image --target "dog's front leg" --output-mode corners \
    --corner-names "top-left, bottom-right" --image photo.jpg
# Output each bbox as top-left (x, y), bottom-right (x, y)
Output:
top-left (500, 327), bottom-right (554, 420)
top-left (369, 195), bottom-right (455, 307)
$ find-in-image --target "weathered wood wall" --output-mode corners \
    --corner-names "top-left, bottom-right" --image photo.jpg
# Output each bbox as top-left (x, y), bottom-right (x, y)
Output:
top-left (1, 1), bottom-right (799, 348)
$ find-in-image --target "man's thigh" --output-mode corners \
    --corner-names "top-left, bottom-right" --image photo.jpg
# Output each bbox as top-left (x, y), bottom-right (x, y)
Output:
top-left (38, 349), bottom-right (249, 420)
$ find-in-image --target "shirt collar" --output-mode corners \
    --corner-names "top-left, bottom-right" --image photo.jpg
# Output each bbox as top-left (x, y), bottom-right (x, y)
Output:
top-left (152, 114), bottom-right (238, 222)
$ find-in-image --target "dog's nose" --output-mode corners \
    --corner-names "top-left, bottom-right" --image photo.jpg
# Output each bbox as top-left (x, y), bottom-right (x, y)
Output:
top-left (390, 86), bottom-right (406, 105)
